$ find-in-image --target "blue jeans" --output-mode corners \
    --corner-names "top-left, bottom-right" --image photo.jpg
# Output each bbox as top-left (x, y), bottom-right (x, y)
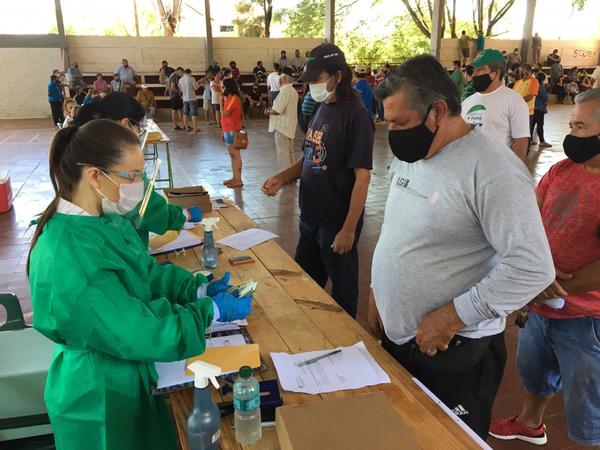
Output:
top-left (294, 221), bottom-right (362, 318)
top-left (269, 91), bottom-right (279, 106)
top-left (183, 100), bottom-right (198, 117)
top-left (517, 312), bottom-right (600, 445)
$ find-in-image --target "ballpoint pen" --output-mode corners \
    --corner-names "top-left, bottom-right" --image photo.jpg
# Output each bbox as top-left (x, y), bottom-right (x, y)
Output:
top-left (295, 349), bottom-right (342, 367)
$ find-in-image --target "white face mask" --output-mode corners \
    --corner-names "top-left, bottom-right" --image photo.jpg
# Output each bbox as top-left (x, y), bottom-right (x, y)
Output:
top-left (310, 76), bottom-right (335, 103)
top-left (96, 172), bottom-right (144, 216)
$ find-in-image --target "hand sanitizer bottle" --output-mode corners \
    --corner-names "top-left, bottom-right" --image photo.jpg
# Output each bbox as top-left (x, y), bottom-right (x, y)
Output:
top-left (200, 217), bottom-right (220, 269)
top-left (187, 361), bottom-right (222, 450)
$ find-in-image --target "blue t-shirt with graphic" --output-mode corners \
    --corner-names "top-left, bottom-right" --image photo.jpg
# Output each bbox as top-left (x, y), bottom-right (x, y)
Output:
top-left (354, 79), bottom-right (373, 114)
top-left (299, 95), bottom-right (374, 231)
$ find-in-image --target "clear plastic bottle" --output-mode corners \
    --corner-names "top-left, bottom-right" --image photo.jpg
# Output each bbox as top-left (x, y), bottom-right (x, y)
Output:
top-left (202, 229), bottom-right (218, 269)
top-left (233, 366), bottom-right (262, 446)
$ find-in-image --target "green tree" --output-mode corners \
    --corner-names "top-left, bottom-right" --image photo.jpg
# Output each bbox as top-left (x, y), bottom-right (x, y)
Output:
top-left (232, 0), bottom-right (273, 37)
top-left (276, 0), bottom-right (324, 38)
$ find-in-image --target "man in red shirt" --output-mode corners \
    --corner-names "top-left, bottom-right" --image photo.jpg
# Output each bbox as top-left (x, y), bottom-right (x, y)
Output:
top-left (490, 88), bottom-right (600, 447)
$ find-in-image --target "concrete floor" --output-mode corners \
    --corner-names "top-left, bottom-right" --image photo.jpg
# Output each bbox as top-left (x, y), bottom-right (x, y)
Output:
top-left (0, 104), bottom-right (587, 449)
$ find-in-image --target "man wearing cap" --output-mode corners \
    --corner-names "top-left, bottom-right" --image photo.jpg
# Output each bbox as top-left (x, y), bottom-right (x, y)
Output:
top-left (265, 72), bottom-right (299, 170)
top-left (354, 65), bottom-right (374, 115)
top-left (261, 44), bottom-right (374, 318)
top-left (461, 49), bottom-right (530, 162)
top-left (514, 64), bottom-right (540, 148)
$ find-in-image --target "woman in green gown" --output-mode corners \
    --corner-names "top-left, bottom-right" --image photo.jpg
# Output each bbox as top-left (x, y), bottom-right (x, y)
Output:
top-left (28, 119), bottom-right (252, 450)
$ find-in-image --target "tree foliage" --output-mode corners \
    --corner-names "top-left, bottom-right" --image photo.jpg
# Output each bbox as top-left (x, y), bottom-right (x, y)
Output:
top-left (401, 0), bottom-right (516, 38)
top-left (232, 0), bottom-right (273, 38)
top-left (275, 0), bottom-right (325, 38)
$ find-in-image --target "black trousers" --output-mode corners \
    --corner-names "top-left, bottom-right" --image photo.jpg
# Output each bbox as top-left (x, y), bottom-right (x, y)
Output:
top-left (49, 100), bottom-right (64, 126)
top-left (530, 110), bottom-right (546, 142)
top-left (382, 332), bottom-right (507, 439)
top-left (294, 221), bottom-right (362, 318)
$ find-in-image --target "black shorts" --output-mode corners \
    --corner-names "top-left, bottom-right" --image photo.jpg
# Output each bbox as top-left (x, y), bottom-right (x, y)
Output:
top-left (461, 48), bottom-right (470, 58)
top-left (170, 96), bottom-right (183, 110)
top-left (382, 332), bottom-right (507, 439)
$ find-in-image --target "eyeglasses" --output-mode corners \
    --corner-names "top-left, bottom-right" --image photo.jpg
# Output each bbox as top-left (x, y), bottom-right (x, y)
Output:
top-left (76, 163), bottom-right (145, 181)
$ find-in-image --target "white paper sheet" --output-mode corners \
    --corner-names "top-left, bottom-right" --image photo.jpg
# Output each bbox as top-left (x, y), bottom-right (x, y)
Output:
top-left (216, 228), bottom-right (278, 251)
top-left (155, 333), bottom-right (247, 389)
top-left (148, 229), bottom-right (203, 255)
top-left (270, 341), bottom-right (390, 395)
top-left (207, 320), bottom-right (247, 334)
top-left (411, 378), bottom-right (493, 450)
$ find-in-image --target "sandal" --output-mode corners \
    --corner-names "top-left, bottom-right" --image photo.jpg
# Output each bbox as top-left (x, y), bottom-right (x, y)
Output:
top-left (223, 179), bottom-right (234, 186)
top-left (174, 126), bottom-right (183, 130)
top-left (226, 181), bottom-right (244, 188)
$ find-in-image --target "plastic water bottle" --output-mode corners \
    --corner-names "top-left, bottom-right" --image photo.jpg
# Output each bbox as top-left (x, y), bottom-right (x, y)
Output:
top-left (233, 366), bottom-right (262, 446)
top-left (200, 218), bottom-right (219, 269)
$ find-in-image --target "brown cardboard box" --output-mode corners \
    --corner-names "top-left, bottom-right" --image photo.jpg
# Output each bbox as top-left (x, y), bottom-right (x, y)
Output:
top-left (164, 186), bottom-right (212, 212)
top-left (275, 391), bottom-right (421, 450)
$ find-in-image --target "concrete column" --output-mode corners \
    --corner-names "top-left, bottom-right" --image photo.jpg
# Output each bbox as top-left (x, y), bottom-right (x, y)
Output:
top-left (204, 0), bottom-right (214, 66)
top-left (54, 0), bottom-right (68, 68)
top-left (324, 0), bottom-right (335, 44)
top-left (429, 0), bottom-right (445, 59)
top-left (520, 0), bottom-right (536, 64)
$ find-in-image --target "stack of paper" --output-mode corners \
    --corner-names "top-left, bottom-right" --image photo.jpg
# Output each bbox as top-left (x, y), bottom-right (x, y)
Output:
top-left (270, 341), bottom-right (390, 395)
top-left (216, 228), bottom-right (278, 251)
top-left (148, 229), bottom-right (203, 255)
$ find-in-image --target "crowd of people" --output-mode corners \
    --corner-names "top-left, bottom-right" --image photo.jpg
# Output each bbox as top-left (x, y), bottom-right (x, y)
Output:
top-left (36, 38), bottom-right (600, 450)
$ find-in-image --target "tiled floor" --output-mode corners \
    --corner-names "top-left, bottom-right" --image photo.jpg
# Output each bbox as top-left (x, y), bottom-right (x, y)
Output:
top-left (0, 105), bottom-right (587, 449)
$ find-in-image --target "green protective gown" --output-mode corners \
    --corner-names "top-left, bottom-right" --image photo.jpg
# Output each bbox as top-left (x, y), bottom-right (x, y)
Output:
top-left (124, 187), bottom-right (186, 248)
top-left (29, 212), bottom-right (213, 450)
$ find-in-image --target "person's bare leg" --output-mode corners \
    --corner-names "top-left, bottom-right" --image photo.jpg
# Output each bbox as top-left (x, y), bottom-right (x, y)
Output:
top-left (518, 391), bottom-right (554, 428)
top-left (183, 114), bottom-right (189, 131)
top-left (215, 110), bottom-right (221, 126)
top-left (172, 109), bottom-right (179, 128)
top-left (192, 115), bottom-right (199, 132)
top-left (205, 109), bottom-right (211, 124)
top-left (227, 146), bottom-right (243, 184)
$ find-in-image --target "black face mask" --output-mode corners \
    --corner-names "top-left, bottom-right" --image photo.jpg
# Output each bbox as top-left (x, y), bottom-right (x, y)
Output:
top-left (563, 133), bottom-right (600, 163)
top-left (388, 105), bottom-right (437, 163)
top-left (473, 73), bottom-right (493, 92)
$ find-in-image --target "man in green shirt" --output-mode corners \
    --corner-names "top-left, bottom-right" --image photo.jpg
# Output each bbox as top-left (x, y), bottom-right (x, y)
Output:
top-left (450, 60), bottom-right (465, 100)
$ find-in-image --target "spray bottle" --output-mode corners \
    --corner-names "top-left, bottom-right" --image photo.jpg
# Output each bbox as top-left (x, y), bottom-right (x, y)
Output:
top-left (187, 361), bottom-right (222, 450)
top-left (200, 217), bottom-right (220, 269)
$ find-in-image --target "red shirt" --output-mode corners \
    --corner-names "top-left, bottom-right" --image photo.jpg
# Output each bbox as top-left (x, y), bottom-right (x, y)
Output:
top-left (531, 159), bottom-right (600, 318)
top-left (221, 95), bottom-right (242, 132)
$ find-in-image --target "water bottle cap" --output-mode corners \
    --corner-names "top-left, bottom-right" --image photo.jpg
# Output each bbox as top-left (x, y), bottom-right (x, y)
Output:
top-left (239, 365), bottom-right (252, 378)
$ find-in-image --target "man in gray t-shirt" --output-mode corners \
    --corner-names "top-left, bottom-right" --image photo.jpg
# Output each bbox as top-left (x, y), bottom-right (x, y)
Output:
top-left (370, 55), bottom-right (554, 438)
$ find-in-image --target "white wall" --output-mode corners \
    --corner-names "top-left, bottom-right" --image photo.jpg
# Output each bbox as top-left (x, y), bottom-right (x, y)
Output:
top-left (0, 48), bottom-right (62, 119)
top-left (213, 37), bottom-right (324, 72)
top-left (66, 36), bottom-right (208, 74)
top-left (440, 38), bottom-right (600, 68)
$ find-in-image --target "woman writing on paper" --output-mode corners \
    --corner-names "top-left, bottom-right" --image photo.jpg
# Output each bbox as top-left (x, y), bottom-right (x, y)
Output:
top-left (72, 92), bottom-right (203, 246)
top-left (28, 119), bottom-right (253, 450)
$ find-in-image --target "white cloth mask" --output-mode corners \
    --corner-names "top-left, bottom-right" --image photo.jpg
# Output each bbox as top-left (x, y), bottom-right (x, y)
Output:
top-left (309, 76), bottom-right (336, 103)
top-left (96, 172), bottom-right (144, 216)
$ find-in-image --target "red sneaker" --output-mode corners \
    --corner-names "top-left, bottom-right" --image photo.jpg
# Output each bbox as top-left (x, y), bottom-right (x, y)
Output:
top-left (489, 415), bottom-right (547, 445)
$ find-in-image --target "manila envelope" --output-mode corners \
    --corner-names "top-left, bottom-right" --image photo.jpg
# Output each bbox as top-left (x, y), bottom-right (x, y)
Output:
top-left (185, 344), bottom-right (261, 375)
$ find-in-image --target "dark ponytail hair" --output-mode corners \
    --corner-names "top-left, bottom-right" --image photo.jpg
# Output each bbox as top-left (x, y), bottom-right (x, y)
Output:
top-left (27, 119), bottom-right (141, 274)
top-left (325, 62), bottom-right (357, 102)
top-left (71, 92), bottom-right (145, 127)
top-left (223, 78), bottom-right (240, 98)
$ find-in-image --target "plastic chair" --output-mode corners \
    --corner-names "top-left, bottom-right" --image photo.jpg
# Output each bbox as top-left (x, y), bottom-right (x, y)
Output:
top-left (0, 293), bottom-right (28, 331)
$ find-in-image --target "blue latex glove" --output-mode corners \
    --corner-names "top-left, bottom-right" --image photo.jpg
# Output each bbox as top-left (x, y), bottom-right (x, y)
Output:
top-left (213, 292), bottom-right (253, 322)
top-left (207, 272), bottom-right (232, 297)
top-left (185, 206), bottom-right (203, 222)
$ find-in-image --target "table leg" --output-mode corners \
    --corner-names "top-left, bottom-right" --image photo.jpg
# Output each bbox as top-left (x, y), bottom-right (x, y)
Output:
top-left (165, 142), bottom-right (174, 188)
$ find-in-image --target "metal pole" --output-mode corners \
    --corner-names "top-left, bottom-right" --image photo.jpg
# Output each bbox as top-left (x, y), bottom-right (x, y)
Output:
top-left (204, 0), bottom-right (214, 66)
top-left (429, 0), bottom-right (445, 59)
top-left (133, 0), bottom-right (140, 37)
top-left (324, 0), bottom-right (335, 44)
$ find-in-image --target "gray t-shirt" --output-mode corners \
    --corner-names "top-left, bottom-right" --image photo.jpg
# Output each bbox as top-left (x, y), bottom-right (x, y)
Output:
top-left (371, 129), bottom-right (554, 345)
top-left (168, 72), bottom-right (180, 98)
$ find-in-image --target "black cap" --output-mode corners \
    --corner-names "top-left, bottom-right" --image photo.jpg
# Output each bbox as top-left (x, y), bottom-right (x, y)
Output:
top-left (298, 43), bottom-right (346, 83)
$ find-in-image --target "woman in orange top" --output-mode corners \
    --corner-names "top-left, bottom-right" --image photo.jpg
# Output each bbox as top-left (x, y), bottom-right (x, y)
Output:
top-left (220, 78), bottom-right (244, 188)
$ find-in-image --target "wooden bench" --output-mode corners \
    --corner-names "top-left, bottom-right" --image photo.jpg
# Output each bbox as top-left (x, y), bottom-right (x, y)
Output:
top-left (163, 202), bottom-right (485, 450)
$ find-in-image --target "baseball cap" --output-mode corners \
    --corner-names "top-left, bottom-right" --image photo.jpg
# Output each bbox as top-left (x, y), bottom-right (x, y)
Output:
top-left (472, 49), bottom-right (504, 68)
top-left (298, 43), bottom-right (347, 83)
top-left (354, 65), bottom-right (367, 74)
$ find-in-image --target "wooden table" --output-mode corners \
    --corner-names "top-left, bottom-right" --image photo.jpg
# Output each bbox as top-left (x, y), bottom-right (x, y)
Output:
top-left (144, 120), bottom-right (173, 188)
top-left (165, 203), bottom-right (482, 450)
